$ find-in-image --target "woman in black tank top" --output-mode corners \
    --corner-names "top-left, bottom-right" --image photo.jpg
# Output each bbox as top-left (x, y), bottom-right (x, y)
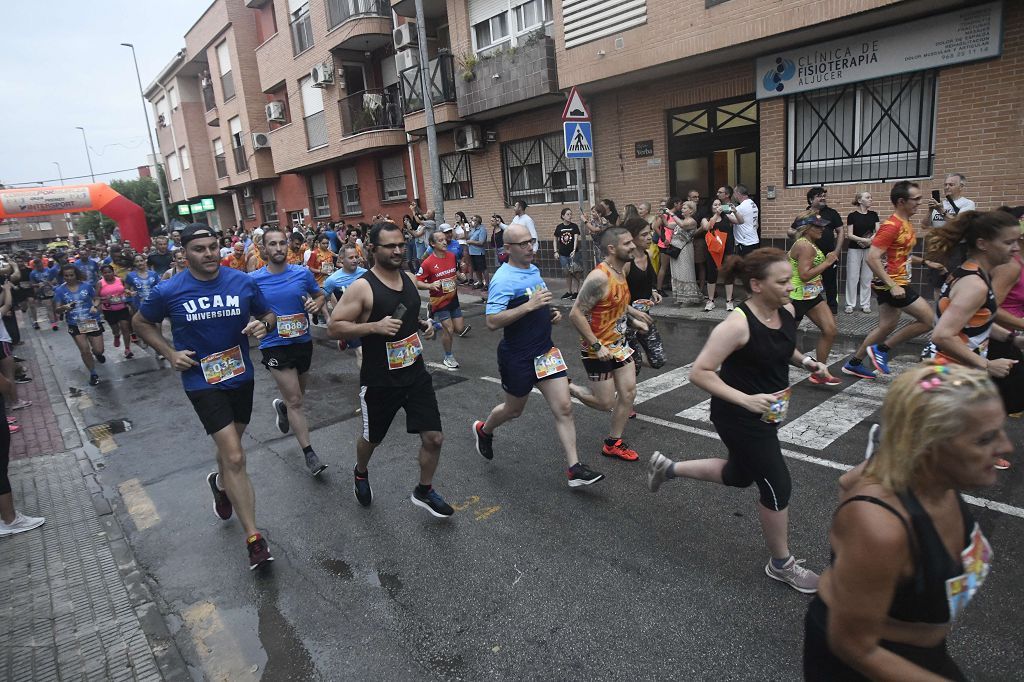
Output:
top-left (646, 249), bottom-right (834, 594)
top-left (805, 364), bottom-right (1008, 680)
top-left (623, 218), bottom-right (666, 374)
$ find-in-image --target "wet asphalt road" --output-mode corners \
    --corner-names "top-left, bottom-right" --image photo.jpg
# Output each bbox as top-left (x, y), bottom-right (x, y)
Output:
top-left (36, 297), bottom-right (1024, 681)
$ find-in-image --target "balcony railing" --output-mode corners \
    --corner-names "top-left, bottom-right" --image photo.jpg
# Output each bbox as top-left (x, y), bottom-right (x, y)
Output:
top-left (233, 145), bottom-right (248, 173)
top-left (327, 0), bottom-right (389, 29)
top-left (304, 111), bottom-right (328, 149)
top-left (215, 154), bottom-right (229, 178)
top-left (400, 53), bottom-right (456, 113)
top-left (341, 88), bottom-right (404, 135)
top-left (221, 72), bottom-right (236, 102)
top-left (202, 82), bottom-right (217, 112)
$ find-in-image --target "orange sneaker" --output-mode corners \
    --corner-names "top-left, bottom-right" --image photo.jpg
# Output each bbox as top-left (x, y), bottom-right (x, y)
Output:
top-left (995, 458), bottom-right (1011, 471)
top-left (602, 438), bottom-right (639, 461)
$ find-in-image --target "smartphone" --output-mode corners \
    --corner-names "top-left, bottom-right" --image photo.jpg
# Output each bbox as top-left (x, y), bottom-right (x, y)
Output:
top-left (931, 190), bottom-right (941, 203)
top-left (392, 302), bottom-right (408, 320)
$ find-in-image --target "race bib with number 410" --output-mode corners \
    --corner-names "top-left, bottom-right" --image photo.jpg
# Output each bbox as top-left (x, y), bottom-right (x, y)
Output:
top-left (386, 332), bottom-right (423, 370)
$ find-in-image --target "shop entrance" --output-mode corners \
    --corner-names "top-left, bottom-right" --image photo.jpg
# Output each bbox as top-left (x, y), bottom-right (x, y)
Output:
top-left (667, 97), bottom-right (759, 206)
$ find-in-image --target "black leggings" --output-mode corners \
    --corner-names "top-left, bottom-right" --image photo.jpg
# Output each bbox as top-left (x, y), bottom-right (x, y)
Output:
top-left (712, 413), bottom-right (791, 511)
top-left (0, 400), bottom-right (10, 496)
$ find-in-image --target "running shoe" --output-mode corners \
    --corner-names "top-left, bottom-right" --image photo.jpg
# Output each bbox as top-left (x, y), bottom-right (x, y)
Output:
top-left (15, 376), bottom-right (32, 384)
top-left (995, 458), bottom-right (1011, 471)
top-left (51, 323), bottom-right (58, 331)
top-left (841, 360), bottom-right (876, 379)
top-left (305, 450), bottom-right (327, 477)
top-left (472, 420), bottom-right (493, 460)
top-left (247, 534), bottom-right (274, 570)
top-left (95, 353), bottom-right (106, 364)
top-left (725, 300), bottom-right (735, 312)
top-left (646, 452), bottom-right (674, 493)
top-left (131, 334), bottom-right (139, 343)
top-left (457, 325), bottom-right (472, 338)
top-left (113, 336), bottom-right (120, 348)
top-left (89, 374), bottom-right (100, 386)
top-left (765, 557), bottom-right (819, 594)
top-left (602, 438), bottom-right (639, 461)
top-left (6, 416), bottom-right (16, 424)
top-left (32, 322), bottom-right (40, 330)
top-left (337, 339), bottom-right (348, 352)
top-left (354, 467), bottom-right (373, 507)
top-left (411, 486), bottom-right (454, 518)
top-left (0, 512), bottom-right (45, 536)
top-left (809, 374), bottom-right (842, 386)
top-left (124, 350), bottom-right (134, 359)
top-left (207, 472), bottom-right (233, 520)
top-left (442, 356), bottom-right (460, 370)
top-left (272, 398), bottom-right (290, 434)
top-left (567, 462), bottom-right (605, 487)
top-left (703, 300), bottom-right (715, 312)
top-left (10, 400), bottom-right (31, 411)
top-left (9, 424), bottom-right (21, 434)
top-left (866, 344), bottom-right (891, 374)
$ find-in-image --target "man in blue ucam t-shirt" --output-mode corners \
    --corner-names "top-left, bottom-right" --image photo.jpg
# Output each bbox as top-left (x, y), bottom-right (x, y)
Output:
top-left (133, 223), bottom-right (277, 571)
top-left (470, 223), bottom-right (604, 488)
top-left (249, 225), bottom-right (326, 477)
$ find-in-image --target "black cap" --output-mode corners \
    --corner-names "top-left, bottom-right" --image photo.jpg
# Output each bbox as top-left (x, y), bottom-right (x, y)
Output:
top-left (180, 223), bottom-right (217, 246)
top-left (795, 213), bottom-right (830, 229)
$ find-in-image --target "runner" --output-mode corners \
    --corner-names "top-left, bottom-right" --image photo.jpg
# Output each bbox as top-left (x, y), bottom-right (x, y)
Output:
top-left (287, 232), bottom-right (307, 265)
top-left (221, 242), bottom-right (248, 272)
top-left (842, 181), bottom-right (935, 379)
top-left (163, 249), bottom-right (187, 280)
top-left (322, 244), bottom-right (368, 367)
top-left (804, 364), bottom-right (1005, 680)
top-left (97, 264), bottom-right (134, 359)
top-left (28, 258), bottom-right (59, 330)
top-left (53, 263), bottom-right (106, 387)
top-left (250, 225), bottom-right (328, 477)
top-left (787, 216), bottom-right (841, 385)
top-left (623, 217), bottom-right (666, 376)
top-left (327, 221), bottom-right (454, 518)
top-left (417, 230), bottom-right (469, 370)
top-left (647, 248), bottom-right (830, 593)
top-left (471, 223), bottom-right (605, 487)
top-left (568, 227), bottom-right (652, 462)
top-left (133, 223), bottom-right (278, 570)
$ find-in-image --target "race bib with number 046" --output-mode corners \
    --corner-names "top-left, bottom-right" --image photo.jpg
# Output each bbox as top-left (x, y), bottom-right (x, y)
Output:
top-left (534, 347), bottom-right (568, 379)
top-left (200, 346), bottom-right (246, 385)
top-left (386, 332), bottom-right (423, 370)
top-left (277, 313), bottom-right (309, 339)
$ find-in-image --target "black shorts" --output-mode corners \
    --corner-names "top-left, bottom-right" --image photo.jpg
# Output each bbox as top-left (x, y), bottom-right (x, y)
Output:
top-left (359, 369), bottom-right (442, 443)
top-left (736, 242), bottom-right (760, 256)
top-left (261, 341), bottom-right (313, 374)
top-left (874, 286), bottom-right (920, 309)
top-left (581, 353), bottom-right (633, 381)
top-left (68, 322), bottom-right (105, 338)
top-left (791, 295), bottom-right (824, 322)
top-left (185, 382), bottom-right (255, 435)
top-left (498, 347), bottom-right (567, 397)
top-left (470, 254), bottom-right (486, 272)
top-left (102, 308), bottom-right (131, 325)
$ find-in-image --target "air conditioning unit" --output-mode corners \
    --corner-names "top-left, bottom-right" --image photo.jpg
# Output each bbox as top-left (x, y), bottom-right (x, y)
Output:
top-left (395, 48), bottom-right (419, 73)
top-left (252, 132), bottom-right (271, 150)
top-left (454, 125), bottom-right (482, 152)
top-left (265, 100), bottom-right (286, 122)
top-left (394, 23), bottom-right (417, 50)
top-left (311, 60), bottom-right (334, 87)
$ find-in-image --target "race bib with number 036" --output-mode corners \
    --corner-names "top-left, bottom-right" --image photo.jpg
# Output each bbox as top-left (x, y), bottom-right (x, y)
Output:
top-left (761, 387), bottom-right (792, 424)
top-left (77, 318), bottom-right (100, 334)
top-left (534, 347), bottom-right (568, 379)
top-left (276, 313), bottom-right (309, 339)
top-left (386, 332), bottom-right (423, 370)
top-left (200, 346), bottom-right (246, 385)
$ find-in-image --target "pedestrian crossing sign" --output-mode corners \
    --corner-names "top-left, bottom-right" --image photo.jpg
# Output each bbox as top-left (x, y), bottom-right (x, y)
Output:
top-left (563, 121), bottom-right (593, 159)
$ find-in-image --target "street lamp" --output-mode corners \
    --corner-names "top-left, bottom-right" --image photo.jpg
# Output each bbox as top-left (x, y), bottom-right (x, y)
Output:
top-left (53, 162), bottom-right (74, 237)
top-left (121, 42), bottom-right (171, 229)
top-left (75, 126), bottom-right (96, 183)
top-left (52, 162), bottom-right (65, 185)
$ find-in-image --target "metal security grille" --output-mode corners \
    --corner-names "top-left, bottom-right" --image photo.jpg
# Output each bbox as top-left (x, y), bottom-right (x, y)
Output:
top-left (502, 132), bottom-right (587, 206)
top-left (440, 153), bottom-right (473, 200)
top-left (788, 72), bottom-right (936, 186)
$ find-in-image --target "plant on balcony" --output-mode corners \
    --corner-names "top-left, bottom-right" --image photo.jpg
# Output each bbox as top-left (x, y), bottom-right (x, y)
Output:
top-left (455, 53), bottom-right (478, 82)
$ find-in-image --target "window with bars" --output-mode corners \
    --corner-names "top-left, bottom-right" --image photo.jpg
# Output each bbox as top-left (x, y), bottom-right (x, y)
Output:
top-left (309, 172), bottom-right (331, 218)
top-left (440, 153), bottom-right (473, 200)
top-left (378, 155), bottom-right (407, 202)
top-left (242, 192), bottom-right (256, 219)
top-left (787, 72), bottom-right (936, 186)
top-left (501, 132), bottom-right (587, 206)
top-left (337, 167), bottom-right (361, 215)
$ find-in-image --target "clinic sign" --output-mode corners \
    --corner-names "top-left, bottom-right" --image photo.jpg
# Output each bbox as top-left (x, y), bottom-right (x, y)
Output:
top-left (756, 1), bottom-right (1002, 99)
top-left (0, 186), bottom-right (92, 215)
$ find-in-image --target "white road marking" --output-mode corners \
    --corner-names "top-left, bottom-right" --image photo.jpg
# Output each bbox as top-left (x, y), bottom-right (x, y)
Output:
top-left (634, 364), bottom-right (694, 405)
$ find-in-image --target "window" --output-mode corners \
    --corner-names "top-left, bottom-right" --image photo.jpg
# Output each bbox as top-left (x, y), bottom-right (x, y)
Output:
top-left (562, 0), bottom-right (647, 49)
top-left (473, 13), bottom-right (510, 53)
top-left (309, 172), bottom-right (330, 218)
top-left (502, 132), bottom-right (587, 205)
top-left (378, 155), bottom-right (407, 202)
top-left (155, 97), bottom-right (169, 126)
top-left (167, 152), bottom-right (181, 181)
top-left (168, 85), bottom-right (179, 110)
top-left (216, 41), bottom-right (235, 101)
top-left (179, 146), bottom-right (190, 170)
top-left (213, 138), bottom-right (228, 178)
top-left (787, 72), bottom-right (936, 185)
top-left (261, 185), bottom-right (278, 222)
top-left (242, 190), bottom-right (256, 219)
top-left (289, 0), bottom-right (314, 55)
top-left (300, 76), bottom-right (327, 149)
top-left (514, 0), bottom-right (552, 31)
top-left (289, 211), bottom-right (305, 229)
top-left (440, 153), bottom-right (473, 200)
top-left (337, 166), bottom-right (361, 215)
top-left (229, 116), bottom-right (248, 172)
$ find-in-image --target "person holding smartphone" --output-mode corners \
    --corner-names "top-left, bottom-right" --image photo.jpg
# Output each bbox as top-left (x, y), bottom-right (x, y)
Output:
top-left (923, 173), bottom-right (975, 229)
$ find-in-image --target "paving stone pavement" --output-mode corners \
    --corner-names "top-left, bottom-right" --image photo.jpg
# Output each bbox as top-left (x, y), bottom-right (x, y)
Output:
top-left (8, 349), bottom-right (71, 460)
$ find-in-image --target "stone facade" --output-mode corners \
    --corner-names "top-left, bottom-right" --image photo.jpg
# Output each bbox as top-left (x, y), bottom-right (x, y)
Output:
top-left (456, 35), bottom-right (558, 118)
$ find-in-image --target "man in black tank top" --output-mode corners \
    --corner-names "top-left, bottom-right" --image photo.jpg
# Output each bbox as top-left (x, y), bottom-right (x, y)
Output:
top-left (328, 222), bottom-right (454, 518)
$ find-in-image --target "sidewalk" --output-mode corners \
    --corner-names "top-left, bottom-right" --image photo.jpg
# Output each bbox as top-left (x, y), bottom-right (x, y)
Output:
top-left (0, 327), bottom-right (186, 681)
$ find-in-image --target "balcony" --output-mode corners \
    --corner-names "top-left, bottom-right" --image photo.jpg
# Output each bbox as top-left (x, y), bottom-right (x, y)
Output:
top-left (202, 82), bottom-right (217, 112)
top-left (327, 0), bottom-right (393, 50)
top-left (390, 0), bottom-right (445, 19)
top-left (400, 53), bottom-right (457, 113)
top-left (341, 88), bottom-right (403, 135)
top-left (304, 111), bottom-right (328, 149)
top-left (233, 145), bottom-right (248, 173)
top-left (456, 34), bottom-right (562, 120)
top-left (215, 154), bottom-right (229, 178)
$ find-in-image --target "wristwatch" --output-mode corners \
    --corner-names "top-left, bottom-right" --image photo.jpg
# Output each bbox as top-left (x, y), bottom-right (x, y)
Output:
top-left (589, 341), bottom-right (603, 352)
top-left (264, 319), bottom-right (272, 333)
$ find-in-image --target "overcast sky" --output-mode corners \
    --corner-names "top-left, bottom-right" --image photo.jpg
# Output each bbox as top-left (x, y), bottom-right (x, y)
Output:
top-left (0, 0), bottom-right (214, 189)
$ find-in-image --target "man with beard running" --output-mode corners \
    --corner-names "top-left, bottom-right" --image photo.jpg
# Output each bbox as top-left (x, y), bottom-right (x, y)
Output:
top-left (471, 224), bottom-right (604, 487)
top-left (250, 225), bottom-right (328, 477)
top-left (328, 222), bottom-right (454, 518)
top-left (568, 227), bottom-right (652, 462)
top-left (133, 224), bottom-right (278, 570)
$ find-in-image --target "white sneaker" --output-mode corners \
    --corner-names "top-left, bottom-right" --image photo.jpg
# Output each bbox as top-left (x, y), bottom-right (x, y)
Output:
top-left (861, 305), bottom-right (871, 314)
top-left (765, 556), bottom-right (819, 593)
top-left (725, 300), bottom-right (735, 312)
top-left (442, 356), bottom-right (460, 370)
top-left (703, 300), bottom-right (715, 312)
top-left (0, 512), bottom-right (45, 536)
top-left (844, 305), bottom-right (854, 314)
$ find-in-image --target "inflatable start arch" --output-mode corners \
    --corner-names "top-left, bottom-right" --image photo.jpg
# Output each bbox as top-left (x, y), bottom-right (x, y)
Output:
top-left (0, 183), bottom-right (151, 248)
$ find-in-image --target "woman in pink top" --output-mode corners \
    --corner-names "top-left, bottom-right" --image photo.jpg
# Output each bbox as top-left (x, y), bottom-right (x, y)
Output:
top-left (98, 264), bottom-right (133, 359)
top-left (989, 205), bottom-right (1024, 415)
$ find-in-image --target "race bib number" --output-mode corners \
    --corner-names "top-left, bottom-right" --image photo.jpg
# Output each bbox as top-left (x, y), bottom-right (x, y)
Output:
top-left (608, 340), bottom-right (634, 362)
top-left (945, 524), bottom-right (992, 621)
top-left (321, 261), bottom-right (335, 274)
top-left (534, 347), bottom-right (568, 379)
top-left (277, 313), bottom-right (309, 339)
top-left (441, 278), bottom-right (456, 294)
top-left (200, 346), bottom-right (246, 385)
top-left (631, 299), bottom-right (655, 314)
top-left (108, 295), bottom-right (125, 305)
top-left (761, 387), bottom-right (792, 424)
top-left (803, 283), bottom-right (823, 299)
top-left (77, 318), bottom-right (99, 333)
top-left (386, 332), bottom-right (423, 370)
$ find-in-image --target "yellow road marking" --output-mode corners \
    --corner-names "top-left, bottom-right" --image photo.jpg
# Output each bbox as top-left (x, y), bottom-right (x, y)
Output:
top-left (474, 506), bottom-right (501, 521)
top-left (117, 478), bottom-right (160, 531)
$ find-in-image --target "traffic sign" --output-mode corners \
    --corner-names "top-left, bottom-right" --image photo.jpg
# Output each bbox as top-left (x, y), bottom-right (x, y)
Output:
top-left (563, 121), bottom-right (593, 159)
top-left (561, 86), bottom-right (591, 121)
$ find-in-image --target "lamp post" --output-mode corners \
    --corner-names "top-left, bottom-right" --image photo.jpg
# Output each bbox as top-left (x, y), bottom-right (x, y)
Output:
top-left (121, 42), bottom-right (171, 229)
top-left (53, 161), bottom-right (74, 237)
top-left (74, 127), bottom-right (96, 183)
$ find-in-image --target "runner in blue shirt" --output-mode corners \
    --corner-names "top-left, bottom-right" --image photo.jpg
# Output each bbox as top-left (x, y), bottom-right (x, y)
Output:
top-left (322, 243), bottom-right (368, 366)
top-left (28, 260), bottom-right (59, 330)
top-left (471, 223), bottom-right (604, 488)
top-left (74, 250), bottom-right (100, 284)
top-left (250, 225), bottom-right (327, 477)
top-left (53, 263), bottom-right (106, 386)
top-left (133, 223), bottom-right (277, 571)
top-left (125, 254), bottom-right (163, 357)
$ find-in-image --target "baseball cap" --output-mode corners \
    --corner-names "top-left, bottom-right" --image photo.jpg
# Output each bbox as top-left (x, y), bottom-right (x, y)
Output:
top-left (795, 213), bottom-right (830, 229)
top-left (180, 223), bottom-right (217, 246)
top-left (440, 223), bottom-right (453, 232)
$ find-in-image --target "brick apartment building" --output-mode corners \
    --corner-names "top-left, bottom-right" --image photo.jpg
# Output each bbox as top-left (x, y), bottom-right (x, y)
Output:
top-left (147, 0), bottom-right (1022, 257)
